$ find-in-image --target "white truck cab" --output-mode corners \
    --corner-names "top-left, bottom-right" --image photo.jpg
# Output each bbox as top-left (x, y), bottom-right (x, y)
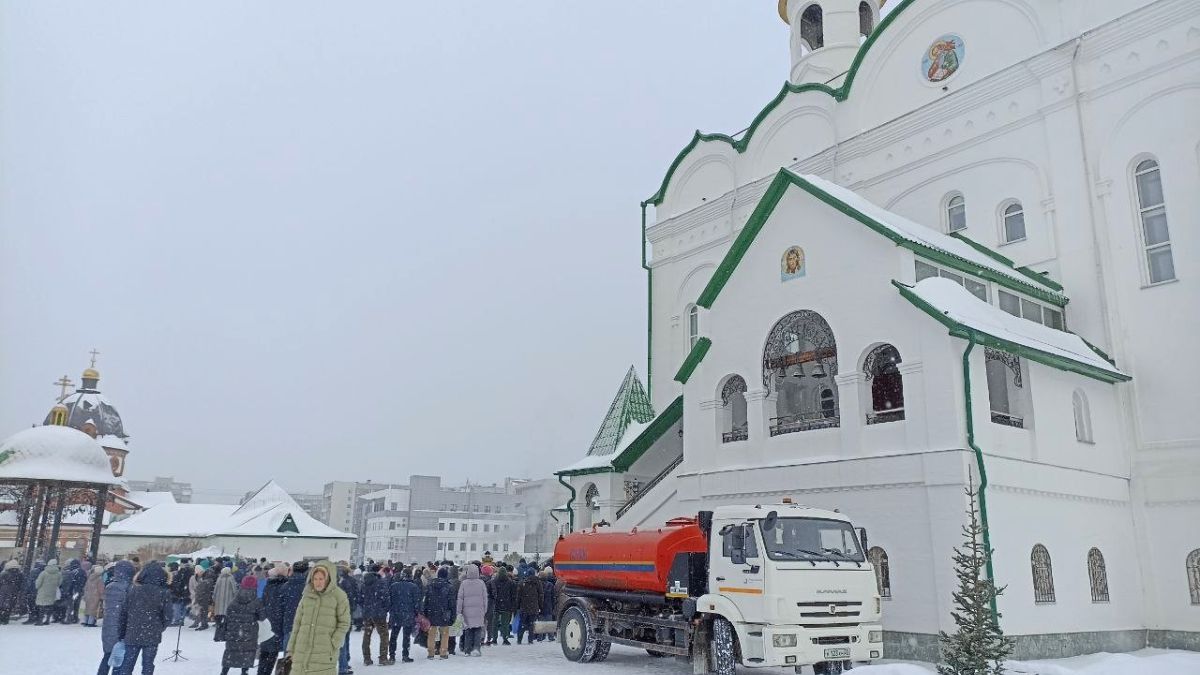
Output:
top-left (698, 503), bottom-right (883, 674)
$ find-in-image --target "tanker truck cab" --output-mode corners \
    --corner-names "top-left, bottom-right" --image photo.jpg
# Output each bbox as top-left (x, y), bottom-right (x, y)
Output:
top-left (702, 504), bottom-right (883, 673)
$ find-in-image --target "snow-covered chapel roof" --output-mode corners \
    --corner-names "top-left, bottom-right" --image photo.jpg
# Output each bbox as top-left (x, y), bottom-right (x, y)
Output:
top-left (0, 425), bottom-right (120, 485)
top-left (103, 480), bottom-right (355, 540)
top-left (585, 367), bottom-right (655, 457)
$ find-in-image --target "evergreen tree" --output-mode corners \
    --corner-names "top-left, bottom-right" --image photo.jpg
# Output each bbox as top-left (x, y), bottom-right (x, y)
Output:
top-left (937, 477), bottom-right (1014, 675)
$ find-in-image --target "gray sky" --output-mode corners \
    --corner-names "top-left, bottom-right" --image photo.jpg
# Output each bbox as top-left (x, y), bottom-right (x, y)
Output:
top-left (0, 2), bottom-right (785, 501)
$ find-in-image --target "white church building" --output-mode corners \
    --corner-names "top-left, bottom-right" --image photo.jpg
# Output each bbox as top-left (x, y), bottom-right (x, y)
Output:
top-left (558, 0), bottom-right (1199, 660)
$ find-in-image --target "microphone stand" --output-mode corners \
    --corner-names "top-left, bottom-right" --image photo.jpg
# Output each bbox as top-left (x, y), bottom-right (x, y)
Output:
top-left (163, 622), bottom-right (188, 662)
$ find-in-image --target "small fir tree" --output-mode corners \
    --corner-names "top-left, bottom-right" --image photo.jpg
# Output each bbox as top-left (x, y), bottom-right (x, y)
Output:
top-left (937, 477), bottom-right (1014, 675)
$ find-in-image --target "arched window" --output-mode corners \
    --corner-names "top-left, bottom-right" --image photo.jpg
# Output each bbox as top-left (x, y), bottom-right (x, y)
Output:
top-left (986, 348), bottom-right (1027, 429)
top-left (1134, 159), bottom-right (1176, 284)
top-left (1002, 201), bottom-right (1027, 243)
top-left (687, 305), bottom-right (701, 350)
top-left (864, 344), bottom-right (904, 424)
top-left (1088, 548), bottom-right (1109, 602)
top-left (800, 4), bottom-right (824, 51)
top-left (720, 375), bottom-right (749, 443)
top-left (858, 2), bottom-right (874, 37)
top-left (577, 483), bottom-right (599, 530)
top-left (763, 310), bottom-right (839, 436)
top-left (868, 546), bottom-right (891, 598)
top-left (946, 194), bottom-right (967, 232)
top-left (1032, 544), bottom-right (1055, 603)
top-left (1188, 549), bottom-right (1200, 605)
top-left (1073, 390), bottom-right (1093, 443)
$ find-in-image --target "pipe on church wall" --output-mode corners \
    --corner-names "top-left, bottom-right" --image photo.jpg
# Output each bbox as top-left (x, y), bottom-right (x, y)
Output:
top-left (557, 474), bottom-right (577, 533)
top-left (961, 329), bottom-right (999, 623)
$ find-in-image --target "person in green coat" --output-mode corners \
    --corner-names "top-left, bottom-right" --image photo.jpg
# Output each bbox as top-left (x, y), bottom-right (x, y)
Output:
top-left (286, 560), bottom-right (350, 675)
top-left (34, 559), bottom-right (62, 625)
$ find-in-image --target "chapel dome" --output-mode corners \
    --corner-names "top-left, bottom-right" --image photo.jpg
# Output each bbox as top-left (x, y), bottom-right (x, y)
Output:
top-left (46, 367), bottom-right (128, 439)
top-left (0, 425), bottom-right (119, 485)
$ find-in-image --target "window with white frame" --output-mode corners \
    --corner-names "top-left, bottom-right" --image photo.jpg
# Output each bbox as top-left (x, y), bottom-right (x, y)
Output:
top-left (1073, 389), bottom-right (1093, 443)
top-left (997, 290), bottom-right (1064, 330)
top-left (687, 304), bottom-right (701, 350)
top-left (915, 260), bottom-right (988, 301)
top-left (1001, 201), bottom-right (1027, 243)
top-left (946, 194), bottom-right (967, 232)
top-left (1134, 159), bottom-right (1175, 284)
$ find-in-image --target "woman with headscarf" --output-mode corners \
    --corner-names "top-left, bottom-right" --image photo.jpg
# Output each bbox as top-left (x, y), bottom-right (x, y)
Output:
top-left (82, 564), bottom-right (105, 627)
top-left (221, 576), bottom-right (265, 675)
top-left (286, 561), bottom-right (350, 675)
top-left (212, 566), bottom-right (238, 639)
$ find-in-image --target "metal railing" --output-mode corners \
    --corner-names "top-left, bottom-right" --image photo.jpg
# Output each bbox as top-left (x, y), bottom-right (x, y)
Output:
top-left (721, 424), bottom-right (749, 443)
top-left (616, 454), bottom-right (683, 521)
top-left (990, 411), bottom-right (1025, 429)
top-left (769, 410), bottom-right (841, 437)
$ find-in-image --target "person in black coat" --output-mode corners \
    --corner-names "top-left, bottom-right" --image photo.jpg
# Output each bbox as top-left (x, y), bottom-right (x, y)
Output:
top-left (277, 561), bottom-right (308, 652)
top-left (99, 561), bottom-right (135, 675)
top-left (168, 563), bottom-right (191, 627)
top-left (0, 561), bottom-right (24, 624)
top-left (515, 570), bottom-right (542, 645)
top-left (58, 559), bottom-right (85, 623)
top-left (422, 567), bottom-right (456, 659)
top-left (117, 562), bottom-right (172, 675)
top-left (387, 568), bottom-right (421, 663)
top-left (256, 568), bottom-right (289, 675)
top-left (488, 567), bottom-right (517, 645)
top-left (336, 566), bottom-right (358, 675)
top-left (538, 568), bottom-right (557, 642)
top-left (359, 565), bottom-right (391, 665)
top-left (221, 576), bottom-right (264, 675)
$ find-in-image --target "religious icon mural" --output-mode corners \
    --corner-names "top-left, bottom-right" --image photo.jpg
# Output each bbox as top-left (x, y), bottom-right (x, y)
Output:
top-left (781, 246), bottom-right (806, 282)
top-left (922, 34), bottom-right (965, 83)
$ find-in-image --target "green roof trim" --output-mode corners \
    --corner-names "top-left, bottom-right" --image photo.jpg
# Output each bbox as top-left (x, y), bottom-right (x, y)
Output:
top-left (948, 231), bottom-right (1016, 267)
top-left (586, 367), bottom-right (656, 457)
top-left (643, 0), bottom-right (920, 208)
top-left (1015, 265), bottom-right (1065, 292)
top-left (555, 465), bottom-right (614, 478)
top-left (674, 337), bottom-right (712, 385)
top-left (893, 281), bottom-right (1129, 384)
top-left (612, 396), bottom-right (684, 472)
top-left (696, 170), bottom-right (1066, 311)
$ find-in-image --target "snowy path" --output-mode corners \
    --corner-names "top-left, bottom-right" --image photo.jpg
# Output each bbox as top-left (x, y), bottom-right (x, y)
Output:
top-left (2, 622), bottom-right (1197, 675)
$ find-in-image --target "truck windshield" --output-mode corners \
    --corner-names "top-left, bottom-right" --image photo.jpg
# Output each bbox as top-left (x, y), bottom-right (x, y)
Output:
top-left (759, 517), bottom-right (865, 563)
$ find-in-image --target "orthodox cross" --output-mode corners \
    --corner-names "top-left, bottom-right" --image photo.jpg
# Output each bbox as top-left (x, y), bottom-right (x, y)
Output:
top-left (89, 348), bottom-right (101, 368)
top-left (54, 375), bottom-right (74, 402)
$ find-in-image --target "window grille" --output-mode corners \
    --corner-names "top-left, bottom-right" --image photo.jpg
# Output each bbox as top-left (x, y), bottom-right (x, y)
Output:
top-left (864, 344), bottom-right (904, 424)
top-left (1032, 544), bottom-right (1055, 603)
top-left (1088, 548), bottom-right (1109, 602)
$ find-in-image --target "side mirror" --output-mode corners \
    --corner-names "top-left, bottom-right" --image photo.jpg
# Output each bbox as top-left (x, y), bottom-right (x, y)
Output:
top-left (858, 527), bottom-right (869, 554)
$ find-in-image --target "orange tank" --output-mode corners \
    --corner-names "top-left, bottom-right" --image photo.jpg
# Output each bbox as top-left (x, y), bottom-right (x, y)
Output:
top-left (554, 517), bottom-right (708, 594)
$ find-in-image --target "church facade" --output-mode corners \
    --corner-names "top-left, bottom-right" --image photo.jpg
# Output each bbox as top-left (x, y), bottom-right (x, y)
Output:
top-left (559, 0), bottom-right (1199, 660)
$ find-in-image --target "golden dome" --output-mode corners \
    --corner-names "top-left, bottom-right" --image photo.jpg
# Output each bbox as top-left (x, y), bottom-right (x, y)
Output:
top-left (778, 0), bottom-right (789, 23)
top-left (82, 367), bottom-right (99, 380)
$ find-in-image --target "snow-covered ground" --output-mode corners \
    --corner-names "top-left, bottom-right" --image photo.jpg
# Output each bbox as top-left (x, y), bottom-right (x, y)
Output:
top-left (2, 622), bottom-right (1197, 675)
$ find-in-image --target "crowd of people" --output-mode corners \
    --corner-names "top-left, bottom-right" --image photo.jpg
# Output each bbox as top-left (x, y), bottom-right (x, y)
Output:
top-left (0, 551), bottom-right (559, 675)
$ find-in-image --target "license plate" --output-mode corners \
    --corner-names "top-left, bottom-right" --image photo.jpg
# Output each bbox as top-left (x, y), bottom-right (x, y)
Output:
top-left (824, 647), bottom-right (850, 659)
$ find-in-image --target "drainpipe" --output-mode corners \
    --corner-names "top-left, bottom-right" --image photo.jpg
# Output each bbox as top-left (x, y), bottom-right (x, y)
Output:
top-left (961, 329), bottom-right (999, 622)
top-left (640, 202), bottom-right (653, 400)
top-left (557, 474), bottom-right (576, 533)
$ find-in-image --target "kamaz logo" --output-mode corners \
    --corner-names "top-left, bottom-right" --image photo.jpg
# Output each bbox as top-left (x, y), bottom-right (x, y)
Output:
top-left (816, 589), bottom-right (847, 594)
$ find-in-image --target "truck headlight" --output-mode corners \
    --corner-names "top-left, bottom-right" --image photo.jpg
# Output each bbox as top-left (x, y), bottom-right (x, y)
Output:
top-left (869, 630), bottom-right (883, 643)
top-left (772, 634), bottom-right (798, 648)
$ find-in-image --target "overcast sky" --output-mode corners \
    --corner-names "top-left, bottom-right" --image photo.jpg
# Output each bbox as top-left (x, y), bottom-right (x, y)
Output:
top-left (0, 2), bottom-right (787, 502)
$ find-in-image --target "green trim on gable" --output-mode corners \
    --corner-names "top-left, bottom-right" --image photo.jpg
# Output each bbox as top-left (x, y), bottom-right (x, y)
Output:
top-left (643, 0), bottom-right (921, 208)
top-left (696, 170), bottom-right (1066, 311)
top-left (948, 231), bottom-right (1016, 267)
top-left (611, 396), bottom-right (684, 472)
top-left (555, 465), bottom-right (614, 478)
top-left (674, 337), bottom-right (712, 385)
top-left (893, 281), bottom-right (1129, 384)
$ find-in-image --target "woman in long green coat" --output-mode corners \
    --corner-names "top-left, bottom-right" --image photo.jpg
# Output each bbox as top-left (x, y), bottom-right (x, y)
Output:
top-left (286, 560), bottom-right (350, 675)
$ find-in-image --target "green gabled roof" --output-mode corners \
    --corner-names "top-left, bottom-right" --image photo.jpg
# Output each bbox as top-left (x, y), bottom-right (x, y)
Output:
top-left (695, 170), bottom-right (1067, 311)
top-left (586, 367), bottom-right (656, 457)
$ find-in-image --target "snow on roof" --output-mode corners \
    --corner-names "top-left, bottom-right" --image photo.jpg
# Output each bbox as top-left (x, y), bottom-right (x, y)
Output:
top-left (903, 278), bottom-right (1125, 378)
top-left (234, 480), bottom-right (299, 515)
top-left (126, 491), bottom-right (177, 509)
top-left (558, 453), bottom-right (614, 474)
top-left (800, 174), bottom-right (1061, 298)
top-left (97, 435), bottom-right (127, 451)
top-left (0, 426), bottom-right (119, 485)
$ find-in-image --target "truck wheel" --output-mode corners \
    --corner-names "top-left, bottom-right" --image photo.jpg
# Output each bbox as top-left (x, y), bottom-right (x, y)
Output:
top-left (559, 606), bottom-right (597, 663)
top-left (710, 617), bottom-right (737, 675)
top-left (592, 640), bottom-right (612, 663)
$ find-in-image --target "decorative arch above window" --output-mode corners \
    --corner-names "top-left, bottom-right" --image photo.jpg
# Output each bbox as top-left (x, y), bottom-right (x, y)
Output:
top-left (1073, 389), bottom-right (1093, 443)
top-left (1187, 549), bottom-right (1200, 605)
top-left (763, 310), bottom-right (839, 435)
top-left (1133, 158), bottom-right (1176, 284)
top-left (1088, 548), bottom-right (1109, 603)
top-left (945, 193), bottom-right (967, 232)
top-left (720, 375), bottom-right (749, 444)
top-left (1001, 201), bottom-right (1027, 243)
top-left (867, 546), bottom-right (891, 598)
top-left (864, 344), bottom-right (904, 424)
top-left (800, 4), bottom-right (824, 51)
top-left (1032, 544), bottom-right (1055, 603)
